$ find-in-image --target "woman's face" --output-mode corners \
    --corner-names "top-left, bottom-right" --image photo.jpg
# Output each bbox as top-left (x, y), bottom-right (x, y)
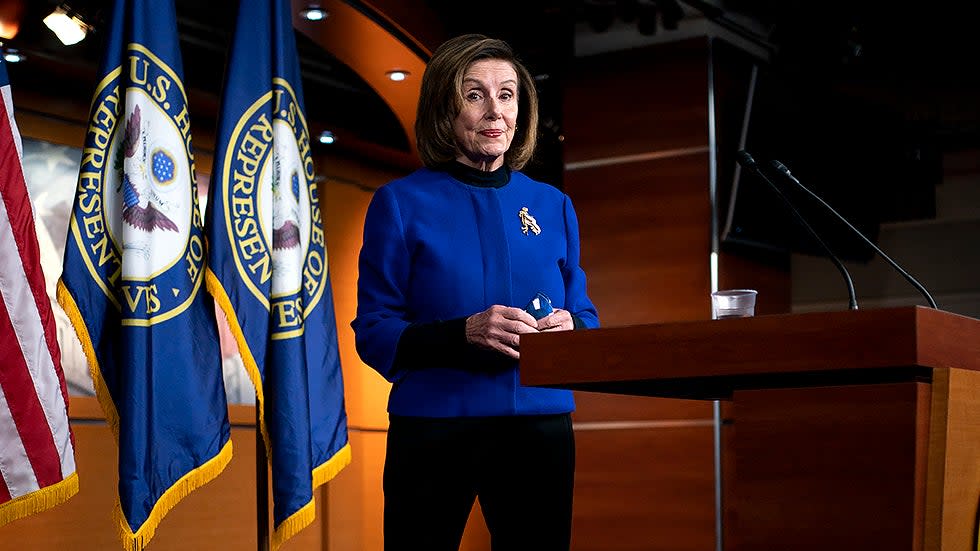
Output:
top-left (452, 59), bottom-right (519, 171)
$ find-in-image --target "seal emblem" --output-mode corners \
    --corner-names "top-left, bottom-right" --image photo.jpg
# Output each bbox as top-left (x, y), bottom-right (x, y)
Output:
top-left (221, 78), bottom-right (325, 339)
top-left (70, 44), bottom-right (204, 326)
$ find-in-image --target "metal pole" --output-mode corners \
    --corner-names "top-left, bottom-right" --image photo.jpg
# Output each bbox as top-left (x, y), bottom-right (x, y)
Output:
top-left (712, 400), bottom-right (724, 551)
top-left (256, 401), bottom-right (269, 551)
top-left (706, 37), bottom-right (725, 551)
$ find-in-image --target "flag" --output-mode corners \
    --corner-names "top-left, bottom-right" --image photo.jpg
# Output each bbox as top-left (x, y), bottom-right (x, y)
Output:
top-left (56, 1), bottom-right (231, 548)
top-left (205, 0), bottom-right (350, 547)
top-left (0, 56), bottom-right (78, 528)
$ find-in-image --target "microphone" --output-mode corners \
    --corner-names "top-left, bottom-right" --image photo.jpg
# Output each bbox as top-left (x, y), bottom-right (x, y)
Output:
top-left (769, 159), bottom-right (939, 309)
top-left (735, 150), bottom-right (859, 310)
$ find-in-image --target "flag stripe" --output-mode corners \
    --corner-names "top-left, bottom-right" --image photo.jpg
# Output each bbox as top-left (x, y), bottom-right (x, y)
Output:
top-left (0, 379), bottom-right (39, 498)
top-left (0, 90), bottom-right (75, 488)
top-left (0, 219), bottom-right (73, 488)
top-left (0, 56), bottom-right (77, 527)
top-left (0, 85), bottom-right (69, 420)
top-left (0, 465), bottom-right (11, 502)
top-left (0, 302), bottom-right (60, 493)
top-left (1, 84), bottom-right (23, 160)
top-left (0, 83), bottom-right (63, 399)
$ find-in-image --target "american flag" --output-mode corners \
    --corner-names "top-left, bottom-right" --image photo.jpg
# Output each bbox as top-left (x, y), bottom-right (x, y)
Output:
top-left (0, 57), bottom-right (78, 526)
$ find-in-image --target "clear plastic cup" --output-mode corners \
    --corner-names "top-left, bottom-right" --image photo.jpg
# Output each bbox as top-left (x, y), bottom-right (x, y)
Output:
top-left (711, 289), bottom-right (758, 319)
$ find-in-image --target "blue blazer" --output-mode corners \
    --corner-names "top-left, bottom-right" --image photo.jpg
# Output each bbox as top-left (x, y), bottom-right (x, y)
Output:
top-left (352, 167), bottom-right (599, 417)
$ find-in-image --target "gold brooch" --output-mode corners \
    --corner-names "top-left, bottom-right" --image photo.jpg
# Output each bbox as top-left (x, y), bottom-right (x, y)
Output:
top-left (519, 207), bottom-right (541, 235)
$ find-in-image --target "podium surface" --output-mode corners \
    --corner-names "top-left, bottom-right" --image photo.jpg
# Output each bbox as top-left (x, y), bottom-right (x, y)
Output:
top-left (521, 306), bottom-right (980, 551)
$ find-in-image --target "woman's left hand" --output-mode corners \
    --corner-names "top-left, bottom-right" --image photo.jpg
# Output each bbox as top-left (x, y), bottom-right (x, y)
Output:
top-left (537, 308), bottom-right (575, 332)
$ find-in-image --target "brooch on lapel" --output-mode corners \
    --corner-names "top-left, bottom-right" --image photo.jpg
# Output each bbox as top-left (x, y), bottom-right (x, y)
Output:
top-left (519, 207), bottom-right (541, 235)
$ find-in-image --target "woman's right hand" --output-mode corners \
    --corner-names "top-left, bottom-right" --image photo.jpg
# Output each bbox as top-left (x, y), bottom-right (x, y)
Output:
top-left (465, 305), bottom-right (539, 360)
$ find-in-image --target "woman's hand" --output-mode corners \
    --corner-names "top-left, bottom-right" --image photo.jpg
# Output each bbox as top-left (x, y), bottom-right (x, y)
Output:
top-left (537, 308), bottom-right (575, 332)
top-left (465, 305), bottom-right (539, 359)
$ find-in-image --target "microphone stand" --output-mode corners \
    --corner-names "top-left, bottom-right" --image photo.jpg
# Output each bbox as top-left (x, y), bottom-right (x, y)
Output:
top-left (769, 160), bottom-right (938, 309)
top-left (736, 151), bottom-right (859, 310)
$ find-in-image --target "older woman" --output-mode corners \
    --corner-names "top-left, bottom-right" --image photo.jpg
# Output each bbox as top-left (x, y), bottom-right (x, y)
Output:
top-left (352, 34), bottom-right (599, 551)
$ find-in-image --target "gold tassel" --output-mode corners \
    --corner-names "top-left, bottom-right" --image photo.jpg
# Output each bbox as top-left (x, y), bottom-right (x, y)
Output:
top-left (313, 443), bottom-right (352, 489)
top-left (59, 280), bottom-right (235, 550)
top-left (0, 472), bottom-right (79, 527)
top-left (270, 499), bottom-right (316, 551)
top-left (116, 440), bottom-right (234, 550)
top-left (206, 269), bottom-right (271, 455)
top-left (57, 281), bottom-right (120, 438)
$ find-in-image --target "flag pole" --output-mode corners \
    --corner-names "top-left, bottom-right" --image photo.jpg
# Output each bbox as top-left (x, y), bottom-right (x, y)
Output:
top-left (256, 403), bottom-right (269, 551)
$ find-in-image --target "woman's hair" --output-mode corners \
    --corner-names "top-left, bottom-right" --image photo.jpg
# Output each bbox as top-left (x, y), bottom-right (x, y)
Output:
top-left (415, 34), bottom-right (539, 170)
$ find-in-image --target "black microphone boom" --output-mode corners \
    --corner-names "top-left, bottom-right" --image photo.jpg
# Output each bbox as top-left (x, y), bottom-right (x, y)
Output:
top-left (769, 159), bottom-right (939, 309)
top-left (735, 150), bottom-right (859, 310)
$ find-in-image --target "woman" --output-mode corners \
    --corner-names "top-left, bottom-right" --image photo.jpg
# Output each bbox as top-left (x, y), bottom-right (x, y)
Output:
top-left (352, 33), bottom-right (599, 551)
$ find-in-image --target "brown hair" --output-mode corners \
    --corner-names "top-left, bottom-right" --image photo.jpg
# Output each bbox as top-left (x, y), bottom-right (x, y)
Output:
top-left (415, 34), bottom-right (539, 170)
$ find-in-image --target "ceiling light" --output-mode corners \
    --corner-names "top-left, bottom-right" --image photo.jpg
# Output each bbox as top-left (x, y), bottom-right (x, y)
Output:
top-left (317, 130), bottom-right (335, 144)
top-left (0, 21), bottom-right (20, 40)
top-left (43, 5), bottom-right (89, 46)
top-left (2, 47), bottom-right (25, 63)
top-left (386, 70), bottom-right (409, 82)
top-left (299, 4), bottom-right (328, 21)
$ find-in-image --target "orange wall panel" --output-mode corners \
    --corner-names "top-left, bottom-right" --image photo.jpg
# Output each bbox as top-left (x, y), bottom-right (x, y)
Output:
top-left (562, 41), bottom-right (710, 163)
top-left (319, 159), bottom-right (397, 431)
top-left (0, 421), bottom-right (325, 550)
top-left (573, 427), bottom-right (716, 551)
top-left (566, 154), bottom-right (712, 326)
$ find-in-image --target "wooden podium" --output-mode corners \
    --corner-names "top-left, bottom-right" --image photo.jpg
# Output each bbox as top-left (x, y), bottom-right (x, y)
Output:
top-left (521, 306), bottom-right (980, 551)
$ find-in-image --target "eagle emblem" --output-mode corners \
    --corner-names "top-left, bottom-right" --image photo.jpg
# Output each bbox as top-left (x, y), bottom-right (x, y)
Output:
top-left (117, 105), bottom-right (179, 233)
top-left (71, 44), bottom-right (198, 322)
top-left (272, 170), bottom-right (301, 250)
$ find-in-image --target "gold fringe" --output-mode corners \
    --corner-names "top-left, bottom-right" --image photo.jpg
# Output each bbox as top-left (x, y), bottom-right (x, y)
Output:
top-left (268, 444), bottom-right (352, 549)
top-left (205, 269), bottom-right (270, 457)
top-left (59, 280), bottom-right (236, 550)
top-left (0, 472), bottom-right (79, 527)
top-left (312, 442), bottom-right (352, 489)
top-left (205, 270), bottom-right (352, 550)
top-left (116, 439), bottom-right (234, 551)
top-left (56, 281), bottom-right (121, 439)
top-left (270, 498), bottom-right (316, 551)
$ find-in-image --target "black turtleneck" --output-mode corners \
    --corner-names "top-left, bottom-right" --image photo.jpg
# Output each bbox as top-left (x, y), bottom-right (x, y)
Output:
top-left (445, 161), bottom-right (510, 188)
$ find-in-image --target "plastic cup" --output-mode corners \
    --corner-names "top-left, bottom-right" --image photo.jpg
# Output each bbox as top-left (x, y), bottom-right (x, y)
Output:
top-left (711, 289), bottom-right (758, 319)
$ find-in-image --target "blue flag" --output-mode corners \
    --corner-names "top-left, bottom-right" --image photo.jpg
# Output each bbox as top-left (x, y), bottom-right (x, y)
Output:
top-left (204, 0), bottom-right (350, 547)
top-left (57, 1), bottom-right (232, 548)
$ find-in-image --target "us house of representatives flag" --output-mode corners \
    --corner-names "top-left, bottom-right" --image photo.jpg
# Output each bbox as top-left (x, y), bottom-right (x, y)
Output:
top-left (57, 1), bottom-right (231, 548)
top-left (0, 57), bottom-right (79, 527)
top-left (204, 0), bottom-right (350, 547)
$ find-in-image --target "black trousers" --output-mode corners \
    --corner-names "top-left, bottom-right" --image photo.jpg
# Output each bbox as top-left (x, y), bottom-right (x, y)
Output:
top-left (383, 413), bottom-right (575, 551)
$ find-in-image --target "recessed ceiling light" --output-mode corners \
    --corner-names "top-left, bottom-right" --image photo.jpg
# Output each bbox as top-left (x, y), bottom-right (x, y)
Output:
top-left (386, 70), bottom-right (409, 82)
top-left (317, 130), bottom-right (335, 144)
top-left (3, 48), bottom-right (25, 63)
top-left (300, 4), bottom-right (328, 21)
top-left (43, 5), bottom-right (90, 46)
